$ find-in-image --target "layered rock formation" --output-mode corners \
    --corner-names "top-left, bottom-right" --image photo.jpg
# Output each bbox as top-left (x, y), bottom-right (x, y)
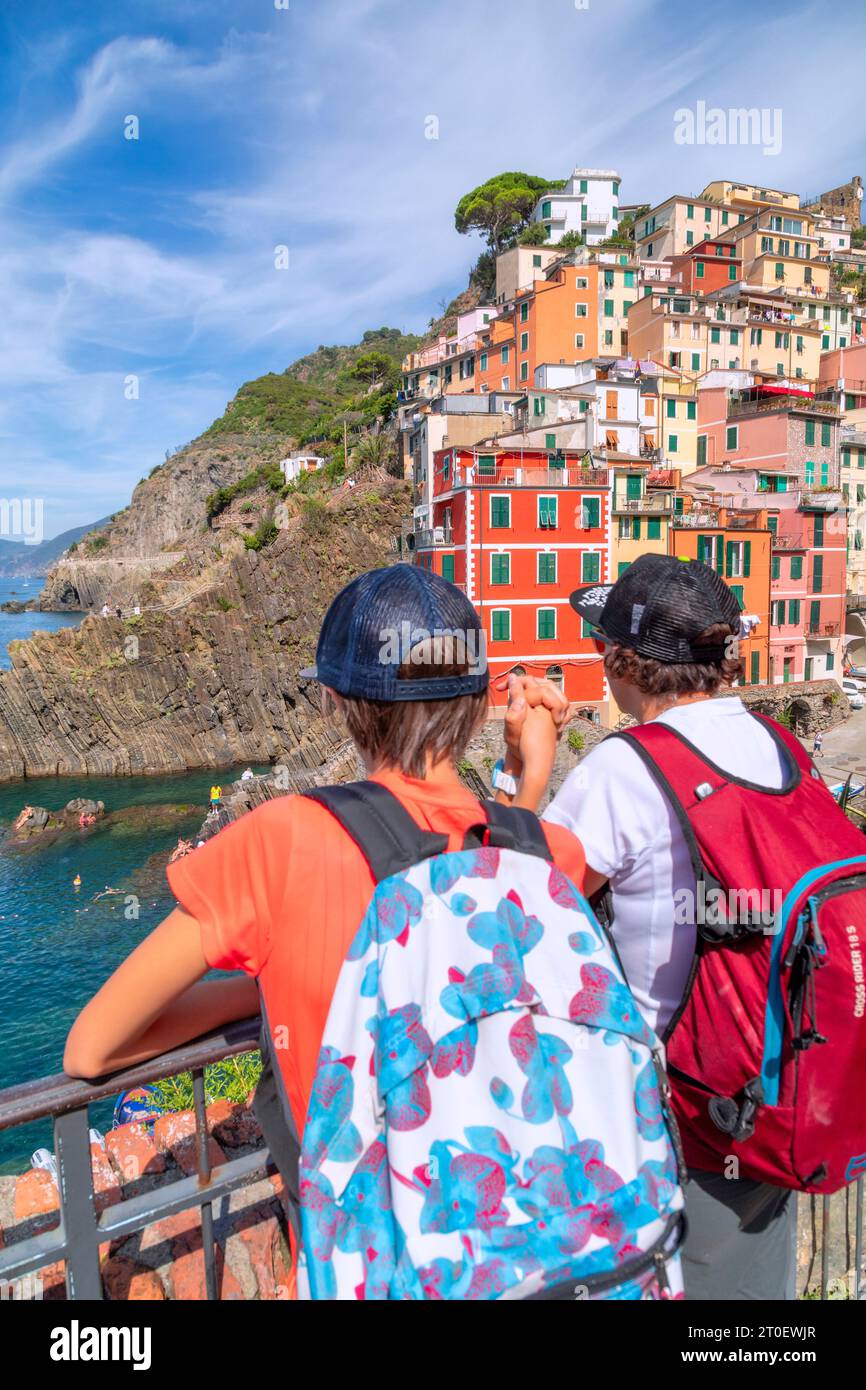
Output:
top-left (0, 482), bottom-right (408, 782)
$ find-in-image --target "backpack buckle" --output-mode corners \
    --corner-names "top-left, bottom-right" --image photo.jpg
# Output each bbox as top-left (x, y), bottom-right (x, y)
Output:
top-left (708, 1076), bottom-right (764, 1143)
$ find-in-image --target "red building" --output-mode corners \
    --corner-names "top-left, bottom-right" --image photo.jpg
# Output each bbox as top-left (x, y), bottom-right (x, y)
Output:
top-left (412, 445), bottom-right (611, 712)
top-left (668, 237), bottom-right (742, 295)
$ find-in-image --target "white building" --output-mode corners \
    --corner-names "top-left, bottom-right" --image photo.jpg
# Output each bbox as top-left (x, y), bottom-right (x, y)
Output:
top-left (280, 454), bottom-right (325, 484)
top-left (532, 168), bottom-right (622, 247)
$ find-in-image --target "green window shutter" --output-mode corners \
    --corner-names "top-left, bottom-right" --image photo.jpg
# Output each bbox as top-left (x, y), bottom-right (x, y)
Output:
top-left (711, 328), bottom-right (720, 344)
top-left (666, 399), bottom-right (676, 418)
top-left (726, 425), bottom-right (738, 450)
top-left (790, 555), bottom-right (802, 580)
top-left (730, 329), bottom-right (739, 344)
top-left (810, 599), bottom-right (820, 629)
top-left (751, 650), bottom-right (760, 684)
top-left (582, 552), bottom-right (600, 582)
top-left (582, 496), bottom-right (600, 528)
top-left (668, 435), bottom-right (678, 453)
top-left (805, 419), bottom-right (815, 445)
top-left (821, 422), bottom-right (831, 447)
top-left (687, 204), bottom-right (694, 218)
top-left (538, 552), bottom-right (556, 583)
top-left (491, 495), bottom-right (510, 527)
top-left (491, 553), bottom-right (510, 585)
top-left (545, 432), bottom-right (556, 449)
top-left (725, 539), bottom-right (735, 577)
top-left (687, 401), bottom-right (696, 420)
top-left (624, 270), bottom-right (634, 287)
top-left (826, 651), bottom-right (834, 672)
top-left (633, 517), bottom-right (641, 539)
top-left (541, 201), bottom-right (551, 219)
top-left (579, 179), bottom-right (588, 194)
top-left (697, 534), bottom-right (708, 564)
top-left (814, 514), bottom-right (823, 546)
top-left (626, 475), bottom-right (641, 499)
top-left (786, 599), bottom-right (800, 624)
top-left (617, 561), bottom-right (630, 576)
top-left (772, 555), bottom-right (780, 579)
top-left (520, 301), bottom-right (528, 322)
top-left (478, 454), bottom-right (496, 475)
top-left (604, 299), bottom-right (614, 317)
top-left (728, 265), bottom-right (737, 281)
top-left (480, 352), bottom-right (487, 371)
top-left (813, 554), bottom-right (823, 592)
top-left (537, 609), bottom-right (556, 640)
top-left (696, 435), bottom-right (707, 467)
top-left (697, 262), bottom-right (705, 279)
top-left (647, 518), bottom-right (661, 539)
top-left (715, 537), bottom-right (724, 575)
top-left (743, 540), bottom-right (751, 577)
top-left (491, 610), bottom-right (510, 641)
top-left (441, 554), bottom-right (455, 583)
top-left (704, 207), bottom-right (711, 222)
top-left (691, 353), bottom-right (700, 370)
top-left (730, 584), bottom-right (744, 609)
top-left (675, 495), bottom-right (684, 514)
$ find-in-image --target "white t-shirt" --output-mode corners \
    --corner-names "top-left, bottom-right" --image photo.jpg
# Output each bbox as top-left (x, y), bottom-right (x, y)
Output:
top-left (543, 696), bottom-right (789, 1037)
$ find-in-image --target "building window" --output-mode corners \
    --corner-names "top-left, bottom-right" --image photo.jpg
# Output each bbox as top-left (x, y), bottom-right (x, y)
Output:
top-left (532, 254), bottom-right (542, 267)
top-left (491, 610), bottom-right (511, 642)
top-left (728, 265), bottom-right (737, 281)
top-left (696, 435), bottom-right (707, 466)
top-left (791, 555), bottom-right (803, 579)
top-left (478, 453), bottom-right (496, 476)
top-left (686, 230), bottom-right (694, 246)
top-left (538, 552), bottom-right (557, 584)
top-left (520, 361), bottom-right (528, 382)
top-left (726, 425), bottom-right (739, 451)
top-left (771, 555), bottom-right (780, 579)
top-left (520, 332), bottom-right (529, 352)
top-left (538, 495), bottom-right (558, 528)
top-left (751, 650), bottom-right (760, 684)
top-left (575, 334), bottom-right (585, 348)
top-left (668, 435), bottom-right (678, 452)
top-left (537, 608), bottom-right (557, 640)
top-left (490, 553), bottom-right (510, 585)
top-left (520, 301), bottom-right (529, 323)
top-left (729, 584), bottom-right (744, 609)
top-left (479, 351), bottom-right (488, 371)
top-left (545, 663), bottom-right (564, 690)
top-left (691, 353), bottom-right (700, 370)
top-left (697, 262), bottom-right (705, 279)
top-left (647, 518), bottom-right (661, 540)
top-left (821, 422), bottom-right (831, 447)
top-left (501, 344), bottom-right (509, 363)
top-left (813, 553), bottom-right (823, 592)
top-left (604, 299), bottom-right (614, 317)
top-left (775, 262), bottom-right (784, 280)
top-left (788, 599), bottom-right (801, 624)
top-left (575, 302), bottom-right (588, 317)
top-left (686, 204), bottom-right (694, 219)
top-left (541, 201), bottom-right (551, 219)
top-left (582, 551), bottom-right (601, 582)
top-left (581, 496), bottom-right (600, 528)
top-left (687, 400), bottom-right (696, 420)
top-left (441, 554), bottom-right (455, 583)
top-left (490, 494), bottom-right (510, 527)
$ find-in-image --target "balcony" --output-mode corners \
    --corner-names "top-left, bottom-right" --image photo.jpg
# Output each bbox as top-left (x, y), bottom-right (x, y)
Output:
top-left (728, 393), bottom-right (839, 420)
top-left (454, 464), bottom-right (608, 489)
top-left (612, 495), bottom-right (675, 514)
top-left (801, 490), bottom-right (843, 512)
top-left (671, 511), bottom-right (719, 528)
top-left (771, 532), bottom-right (804, 549)
top-left (808, 621), bottom-right (841, 637)
top-left (412, 525), bottom-right (453, 549)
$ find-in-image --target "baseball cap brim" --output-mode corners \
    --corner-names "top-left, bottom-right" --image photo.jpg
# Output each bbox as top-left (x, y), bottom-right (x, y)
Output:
top-left (569, 583), bottom-right (614, 632)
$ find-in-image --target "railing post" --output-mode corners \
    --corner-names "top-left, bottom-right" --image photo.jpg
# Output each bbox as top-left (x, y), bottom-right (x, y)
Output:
top-left (193, 1069), bottom-right (218, 1302)
top-left (55, 1107), bottom-right (103, 1300)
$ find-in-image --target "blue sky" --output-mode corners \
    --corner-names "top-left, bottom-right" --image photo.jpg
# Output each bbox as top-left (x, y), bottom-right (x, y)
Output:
top-left (0, 0), bottom-right (862, 536)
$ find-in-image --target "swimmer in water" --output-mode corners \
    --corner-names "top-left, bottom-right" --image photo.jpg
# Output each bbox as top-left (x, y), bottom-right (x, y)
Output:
top-left (73, 874), bottom-right (82, 888)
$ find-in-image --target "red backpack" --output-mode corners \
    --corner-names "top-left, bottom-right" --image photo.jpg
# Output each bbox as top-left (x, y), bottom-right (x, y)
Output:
top-left (613, 712), bottom-right (866, 1194)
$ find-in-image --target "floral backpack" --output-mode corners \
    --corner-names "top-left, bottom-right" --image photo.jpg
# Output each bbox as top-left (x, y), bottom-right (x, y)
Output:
top-left (295, 782), bottom-right (686, 1301)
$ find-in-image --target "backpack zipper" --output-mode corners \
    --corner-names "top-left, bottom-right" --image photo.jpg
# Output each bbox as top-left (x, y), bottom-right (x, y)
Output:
top-left (535, 1209), bottom-right (685, 1300)
top-left (761, 858), bottom-right (866, 1106)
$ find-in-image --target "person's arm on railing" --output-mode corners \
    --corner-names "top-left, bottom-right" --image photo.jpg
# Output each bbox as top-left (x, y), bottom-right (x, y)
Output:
top-left (63, 906), bottom-right (258, 1079)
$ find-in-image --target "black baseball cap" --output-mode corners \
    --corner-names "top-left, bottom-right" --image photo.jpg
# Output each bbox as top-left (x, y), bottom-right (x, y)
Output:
top-left (299, 564), bottom-right (488, 700)
top-left (569, 553), bottom-right (741, 663)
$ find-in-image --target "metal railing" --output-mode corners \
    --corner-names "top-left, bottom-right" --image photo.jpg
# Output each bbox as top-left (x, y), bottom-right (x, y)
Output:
top-left (612, 496), bottom-right (675, 514)
top-left (456, 466), bottom-right (608, 488)
top-left (0, 1017), bottom-right (268, 1301)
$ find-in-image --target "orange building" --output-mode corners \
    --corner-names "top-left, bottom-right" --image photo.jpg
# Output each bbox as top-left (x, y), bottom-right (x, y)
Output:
top-left (412, 445), bottom-right (612, 714)
top-left (667, 504), bottom-right (772, 684)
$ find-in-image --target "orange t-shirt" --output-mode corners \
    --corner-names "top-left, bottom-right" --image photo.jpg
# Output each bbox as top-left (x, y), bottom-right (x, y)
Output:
top-left (167, 771), bottom-right (586, 1133)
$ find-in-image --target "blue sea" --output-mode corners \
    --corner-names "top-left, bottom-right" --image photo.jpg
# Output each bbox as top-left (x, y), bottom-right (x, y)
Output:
top-left (0, 580), bottom-right (263, 1171)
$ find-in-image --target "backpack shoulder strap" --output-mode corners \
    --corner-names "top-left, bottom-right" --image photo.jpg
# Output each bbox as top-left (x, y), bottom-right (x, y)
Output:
top-left (460, 800), bottom-right (552, 861)
top-left (303, 780), bottom-right (449, 883)
top-left (606, 724), bottom-right (710, 885)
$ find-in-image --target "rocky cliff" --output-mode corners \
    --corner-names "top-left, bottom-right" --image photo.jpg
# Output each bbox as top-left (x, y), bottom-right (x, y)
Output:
top-left (0, 481), bottom-right (408, 781)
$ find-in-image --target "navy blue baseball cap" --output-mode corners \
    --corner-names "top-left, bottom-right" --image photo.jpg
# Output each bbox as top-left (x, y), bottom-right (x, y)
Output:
top-left (299, 564), bottom-right (488, 701)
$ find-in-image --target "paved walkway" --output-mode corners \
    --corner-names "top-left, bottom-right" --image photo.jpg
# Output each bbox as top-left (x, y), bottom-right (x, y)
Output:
top-left (808, 706), bottom-right (866, 795)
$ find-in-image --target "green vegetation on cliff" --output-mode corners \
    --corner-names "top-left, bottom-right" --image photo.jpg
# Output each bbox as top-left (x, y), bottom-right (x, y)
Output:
top-left (203, 327), bottom-right (421, 445)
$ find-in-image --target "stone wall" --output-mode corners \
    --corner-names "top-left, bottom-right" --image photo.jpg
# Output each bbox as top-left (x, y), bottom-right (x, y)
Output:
top-left (804, 176), bottom-right (863, 228)
top-left (734, 678), bottom-right (849, 733)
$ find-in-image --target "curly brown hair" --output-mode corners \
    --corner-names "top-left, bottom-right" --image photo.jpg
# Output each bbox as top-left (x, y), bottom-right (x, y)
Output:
top-left (603, 622), bottom-right (744, 699)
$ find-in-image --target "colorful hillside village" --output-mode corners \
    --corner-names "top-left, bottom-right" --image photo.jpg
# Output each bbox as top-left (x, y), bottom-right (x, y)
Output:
top-left (398, 170), bottom-right (866, 723)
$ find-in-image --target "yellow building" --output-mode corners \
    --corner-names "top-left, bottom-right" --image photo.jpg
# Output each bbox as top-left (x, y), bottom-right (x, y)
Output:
top-left (610, 464), bottom-right (678, 575)
top-left (732, 208), bottom-right (829, 300)
top-left (701, 180), bottom-right (801, 215)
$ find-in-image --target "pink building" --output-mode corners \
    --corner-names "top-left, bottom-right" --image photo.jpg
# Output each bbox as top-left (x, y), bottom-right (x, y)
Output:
top-left (684, 463), bottom-right (846, 682)
top-left (696, 383), bottom-right (841, 488)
